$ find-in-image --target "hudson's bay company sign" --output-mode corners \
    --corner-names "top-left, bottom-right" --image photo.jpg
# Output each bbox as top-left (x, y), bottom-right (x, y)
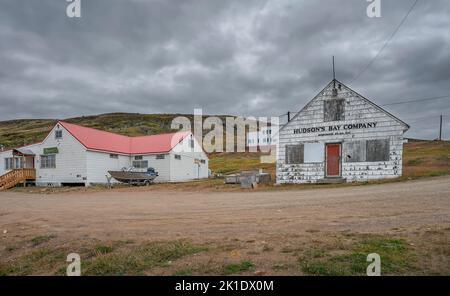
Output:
top-left (293, 121), bottom-right (378, 136)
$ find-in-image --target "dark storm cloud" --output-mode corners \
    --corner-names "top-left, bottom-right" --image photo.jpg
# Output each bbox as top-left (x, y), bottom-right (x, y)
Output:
top-left (0, 0), bottom-right (449, 139)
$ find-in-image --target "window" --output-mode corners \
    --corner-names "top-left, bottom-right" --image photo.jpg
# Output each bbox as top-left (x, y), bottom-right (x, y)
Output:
top-left (110, 154), bottom-right (119, 159)
top-left (285, 144), bottom-right (304, 164)
top-left (40, 155), bottom-right (56, 169)
top-left (135, 156), bottom-right (143, 160)
top-left (190, 139), bottom-right (195, 149)
top-left (344, 141), bottom-right (366, 163)
top-left (324, 99), bottom-right (345, 122)
top-left (156, 154), bottom-right (165, 160)
top-left (304, 143), bottom-right (325, 163)
top-left (132, 160), bottom-right (148, 169)
top-left (5, 157), bottom-right (25, 169)
top-left (366, 139), bottom-right (390, 162)
top-left (55, 130), bottom-right (63, 139)
top-left (200, 159), bottom-right (206, 164)
top-left (344, 139), bottom-right (390, 162)
top-left (174, 154), bottom-right (181, 160)
top-left (4, 158), bottom-right (13, 170)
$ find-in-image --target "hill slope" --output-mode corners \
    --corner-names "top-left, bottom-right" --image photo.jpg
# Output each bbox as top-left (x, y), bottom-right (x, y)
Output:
top-left (0, 113), bottom-right (232, 149)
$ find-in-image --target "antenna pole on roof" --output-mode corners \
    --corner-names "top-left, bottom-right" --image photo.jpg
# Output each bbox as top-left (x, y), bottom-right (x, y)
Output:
top-left (332, 56), bottom-right (336, 80)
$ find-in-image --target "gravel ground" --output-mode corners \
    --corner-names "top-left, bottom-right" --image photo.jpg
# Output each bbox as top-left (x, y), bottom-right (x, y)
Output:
top-left (1, 176), bottom-right (449, 243)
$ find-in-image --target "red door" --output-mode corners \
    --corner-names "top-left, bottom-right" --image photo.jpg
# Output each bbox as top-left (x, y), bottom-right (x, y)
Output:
top-left (326, 144), bottom-right (341, 177)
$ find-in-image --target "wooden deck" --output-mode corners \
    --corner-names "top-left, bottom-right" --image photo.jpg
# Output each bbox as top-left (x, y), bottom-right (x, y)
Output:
top-left (0, 169), bottom-right (36, 190)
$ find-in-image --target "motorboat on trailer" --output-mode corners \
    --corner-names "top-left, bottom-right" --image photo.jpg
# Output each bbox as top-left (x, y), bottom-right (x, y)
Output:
top-left (108, 167), bottom-right (159, 185)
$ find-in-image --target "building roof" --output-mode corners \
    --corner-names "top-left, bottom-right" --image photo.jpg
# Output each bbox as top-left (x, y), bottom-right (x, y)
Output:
top-left (13, 148), bottom-right (35, 156)
top-left (59, 121), bottom-right (190, 155)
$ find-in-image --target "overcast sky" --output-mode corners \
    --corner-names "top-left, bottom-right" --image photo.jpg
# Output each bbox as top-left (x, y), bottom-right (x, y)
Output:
top-left (0, 0), bottom-right (449, 139)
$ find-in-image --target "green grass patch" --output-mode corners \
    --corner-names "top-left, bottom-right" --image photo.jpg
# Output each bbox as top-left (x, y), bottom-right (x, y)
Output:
top-left (30, 235), bottom-right (56, 246)
top-left (82, 241), bottom-right (208, 276)
top-left (0, 240), bottom-right (208, 276)
top-left (0, 248), bottom-right (66, 275)
top-left (173, 268), bottom-right (194, 276)
top-left (407, 158), bottom-right (423, 166)
top-left (299, 236), bottom-right (417, 276)
top-left (223, 260), bottom-right (254, 275)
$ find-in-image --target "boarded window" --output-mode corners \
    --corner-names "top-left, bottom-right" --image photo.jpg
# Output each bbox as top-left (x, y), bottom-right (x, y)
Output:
top-left (366, 139), bottom-right (390, 162)
top-left (132, 160), bottom-right (148, 168)
top-left (285, 144), bottom-right (304, 164)
top-left (304, 143), bottom-right (324, 163)
top-left (324, 99), bottom-right (345, 122)
top-left (344, 141), bottom-right (366, 163)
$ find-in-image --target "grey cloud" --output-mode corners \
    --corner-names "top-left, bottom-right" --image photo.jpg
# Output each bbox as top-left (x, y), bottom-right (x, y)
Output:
top-left (0, 0), bottom-right (449, 139)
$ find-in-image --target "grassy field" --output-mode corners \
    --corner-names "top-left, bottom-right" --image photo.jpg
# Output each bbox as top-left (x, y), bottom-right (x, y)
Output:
top-left (1, 228), bottom-right (448, 275)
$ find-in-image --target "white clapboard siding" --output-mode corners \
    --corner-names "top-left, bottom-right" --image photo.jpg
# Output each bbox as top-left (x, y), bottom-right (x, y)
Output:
top-left (36, 124), bottom-right (87, 186)
top-left (138, 154), bottom-right (171, 182)
top-left (170, 133), bottom-right (209, 182)
top-left (277, 81), bottom-right (408, 184)
top-left (86, 151), bottom-right (131, 184)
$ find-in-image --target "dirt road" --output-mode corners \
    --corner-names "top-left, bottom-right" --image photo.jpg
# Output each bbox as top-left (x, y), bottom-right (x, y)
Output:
top-left (1, 176), bottom-right (449, 242)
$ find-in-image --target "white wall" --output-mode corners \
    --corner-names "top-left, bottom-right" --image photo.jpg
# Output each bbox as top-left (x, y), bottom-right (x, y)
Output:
top-left (135, 154), bottom-right (171, 182)
top-left (35, 124), bottom-right (87, 186)
top-left (86, 151), bottom-right (130, 184)
top-left (277, 82), bottom-right (407, 184)
top-left (170, 133), bottom-right (209, 182)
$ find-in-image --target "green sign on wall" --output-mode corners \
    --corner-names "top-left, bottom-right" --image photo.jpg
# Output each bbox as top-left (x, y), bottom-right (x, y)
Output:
top-left (43, 147), bottom-right (59, 154)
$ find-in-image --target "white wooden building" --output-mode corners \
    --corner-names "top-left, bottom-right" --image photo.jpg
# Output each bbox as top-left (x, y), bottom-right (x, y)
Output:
top-left (246, 125), bottom-right (278, 149)
top-left (0, 121), bottom-right (208, 187)
top-left (277, 79), bottom-right (409, 184)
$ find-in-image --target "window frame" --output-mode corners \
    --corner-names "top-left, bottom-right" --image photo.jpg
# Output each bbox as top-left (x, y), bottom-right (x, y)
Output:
top-left (55, 130), bottom-right (63, 139)
top-left (132, 160), bottom-right (148, 169)
top-left (40, 154), bottom-right (56, 169)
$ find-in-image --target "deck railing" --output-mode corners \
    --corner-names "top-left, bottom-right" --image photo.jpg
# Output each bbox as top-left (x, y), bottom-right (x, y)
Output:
top-left (0, 168), bottom-right (36, 190)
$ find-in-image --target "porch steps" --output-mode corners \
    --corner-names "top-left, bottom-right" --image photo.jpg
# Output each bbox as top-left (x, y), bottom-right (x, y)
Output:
top-left (0, 169), bottom-right (36, 190)
top-left (317, 177), bottom-right (346, 184)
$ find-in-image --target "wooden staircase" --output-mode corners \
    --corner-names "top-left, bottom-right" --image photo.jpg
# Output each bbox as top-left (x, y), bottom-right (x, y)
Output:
top-left (0, 169), bottom-right (36, 190)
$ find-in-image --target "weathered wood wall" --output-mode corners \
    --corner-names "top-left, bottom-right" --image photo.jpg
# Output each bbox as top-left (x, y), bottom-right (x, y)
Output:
top-left (277, 81), bottom-right (407, 183)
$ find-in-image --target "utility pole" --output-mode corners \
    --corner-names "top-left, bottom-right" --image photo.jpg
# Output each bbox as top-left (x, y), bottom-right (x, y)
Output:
top-left (439, 115), bottom-right (443, 141)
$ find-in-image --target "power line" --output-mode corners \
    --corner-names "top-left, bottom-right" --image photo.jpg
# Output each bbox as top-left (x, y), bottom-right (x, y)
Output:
top-left (382, 95), bottom-right (450, 106)
top-left (351, 0), bottom-right (420, 83)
